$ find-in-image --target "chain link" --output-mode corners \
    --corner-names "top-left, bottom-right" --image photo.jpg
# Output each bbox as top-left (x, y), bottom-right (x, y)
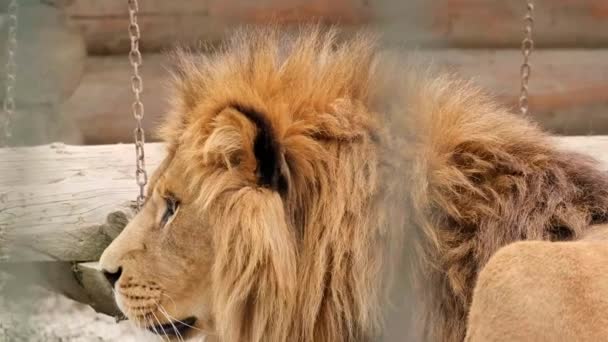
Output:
top-left (128, 0), bottom-right (148, 210)
top-left (1, 0), bottom-right (18, 146)
top-left (519, 1), bottom-right (534, 116)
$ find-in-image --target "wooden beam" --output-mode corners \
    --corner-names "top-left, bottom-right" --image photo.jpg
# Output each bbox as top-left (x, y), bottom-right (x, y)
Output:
top-left (65, 0), bottom-right (608, 54)
top-left (65, 50), bottom-right (608, 144)
top-left (0, 143), bottom-right (164, 262)
top-left (554, 136), bottom-right (608, 168)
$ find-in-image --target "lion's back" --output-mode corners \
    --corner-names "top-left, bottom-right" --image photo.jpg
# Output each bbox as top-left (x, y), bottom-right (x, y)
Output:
top-left (466, 239), bottom-right (608, 341)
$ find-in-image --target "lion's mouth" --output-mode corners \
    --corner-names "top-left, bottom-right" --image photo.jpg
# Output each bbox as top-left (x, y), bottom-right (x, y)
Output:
top-left (146, 316), bottom-right (197, 337)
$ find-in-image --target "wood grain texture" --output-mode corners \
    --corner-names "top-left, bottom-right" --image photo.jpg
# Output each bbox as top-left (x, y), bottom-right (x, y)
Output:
top-left (65, 0), bottom-right (608, 54)
top-left (64, 50), bottom-right (608, 144)
top-left (0, 143), bottom-right (164, 262)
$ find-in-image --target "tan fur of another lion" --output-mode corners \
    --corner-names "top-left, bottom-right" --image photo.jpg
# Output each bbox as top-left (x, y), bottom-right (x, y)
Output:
top-left (466, 225), bottom-right (608, 342)
top-left (100, 26), bottom-right (608, 342)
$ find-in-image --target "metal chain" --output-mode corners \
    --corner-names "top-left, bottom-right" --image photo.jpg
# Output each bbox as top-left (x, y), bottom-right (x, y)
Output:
top-left (128, 0), bottom-right (148, 210)
top-left (1, 0), bottom-right (18, 146)
top-left (519, 0), bottom-right (534, 116)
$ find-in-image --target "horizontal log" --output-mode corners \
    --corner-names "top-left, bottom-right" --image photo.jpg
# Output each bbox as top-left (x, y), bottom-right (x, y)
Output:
top-left (64, 49), bottom-right (608, 144)
top-left (65, 0), bottom-right (608, 54)
top-left (0, 143), bottom-right (164, 262)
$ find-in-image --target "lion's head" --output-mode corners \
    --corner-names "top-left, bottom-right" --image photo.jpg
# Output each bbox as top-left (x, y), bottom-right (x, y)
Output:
top-left (99, 27), bottom-right (405, 342)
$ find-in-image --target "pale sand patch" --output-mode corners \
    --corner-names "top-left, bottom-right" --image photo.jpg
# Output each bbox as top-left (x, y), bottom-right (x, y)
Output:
top-left (0, 272), bottom-right (158, 342)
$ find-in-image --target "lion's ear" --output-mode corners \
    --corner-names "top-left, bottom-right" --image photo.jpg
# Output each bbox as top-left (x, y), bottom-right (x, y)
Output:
top-left (232, 104), bottom-right (290, 195)
top-left (252, 125), bottom-right (290, 194)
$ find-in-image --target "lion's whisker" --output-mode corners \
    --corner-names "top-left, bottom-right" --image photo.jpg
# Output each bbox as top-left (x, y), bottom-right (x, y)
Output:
top-left (134, 308), bottom-right (148, 331)
top-left (157, 304), bottom-right (185, 342)
top-left (160, 292), bottom-right (178, 312)
top-left (110, 288), bottom-right (143, 338)
top-left (151, 310), bottom-right (170, 342)
top-left (157, 301), bottom-right (204, 332)
top-left (142, 308), bottom-right (163, 342)
top-left (114, 289), bottom-right (151, 341)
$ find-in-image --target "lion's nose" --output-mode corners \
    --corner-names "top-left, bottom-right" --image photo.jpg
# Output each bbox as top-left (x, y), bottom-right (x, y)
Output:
top-left (102, 266), bottom-right (123, 288)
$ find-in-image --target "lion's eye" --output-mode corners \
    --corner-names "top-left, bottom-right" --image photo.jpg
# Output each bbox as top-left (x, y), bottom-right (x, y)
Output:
top-left (160, 196), bottom-right (179, 227)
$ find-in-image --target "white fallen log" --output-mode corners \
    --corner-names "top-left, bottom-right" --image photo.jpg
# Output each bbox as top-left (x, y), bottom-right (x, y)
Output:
top-left (0, 142), bottom-right (164, 262)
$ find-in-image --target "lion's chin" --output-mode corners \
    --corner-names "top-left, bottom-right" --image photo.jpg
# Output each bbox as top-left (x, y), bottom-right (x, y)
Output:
top-left (146, 316), bottom-right (197, 338)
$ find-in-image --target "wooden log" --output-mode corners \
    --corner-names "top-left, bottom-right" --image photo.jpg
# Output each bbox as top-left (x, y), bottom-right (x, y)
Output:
top-left (64, 54), bottom-right (170, 144)
top-left (65, 0), bottom-right (608, 54)
top-left (65, 0), bottom-right (370, 54)
top-left (0, 143), bottom-right (164, 262)
top-left (64, 50), bottom-right (608, 144)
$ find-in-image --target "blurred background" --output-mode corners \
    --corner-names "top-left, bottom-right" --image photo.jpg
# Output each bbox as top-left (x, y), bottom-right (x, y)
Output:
top-left (0, 0), bottom-right (607, 341)
top-left (1, 0), bottom-right (607, 146)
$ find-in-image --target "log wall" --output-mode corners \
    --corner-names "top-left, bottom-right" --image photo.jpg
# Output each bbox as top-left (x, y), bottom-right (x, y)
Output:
top-left (65, 50), bottom-right (608, 144)
top-left (58, 0), bottom-right (608, 140)
top-left (65, 0), bottom-right (608, 53)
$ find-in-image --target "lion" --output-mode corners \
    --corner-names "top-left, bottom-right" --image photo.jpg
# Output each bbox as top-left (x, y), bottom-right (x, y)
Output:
top-left (466, 225), bottom-right (608, 342)
top-left (99, 26), bottom-right (608, 342)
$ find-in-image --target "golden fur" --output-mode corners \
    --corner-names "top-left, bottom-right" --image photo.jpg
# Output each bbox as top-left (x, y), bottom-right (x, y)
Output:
top-left (466, 225), bottom-right (608, 342)
top-left (99, 26), bottom-right (608, 342)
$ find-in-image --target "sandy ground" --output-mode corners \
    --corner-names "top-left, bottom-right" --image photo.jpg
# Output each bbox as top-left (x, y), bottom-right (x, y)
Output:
top-left (0, 272), bottom-right (160, 342)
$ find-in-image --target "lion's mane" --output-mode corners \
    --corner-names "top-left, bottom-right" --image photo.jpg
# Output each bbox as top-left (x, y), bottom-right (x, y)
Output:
top-left (160, 26), bottom-right (608, 341)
